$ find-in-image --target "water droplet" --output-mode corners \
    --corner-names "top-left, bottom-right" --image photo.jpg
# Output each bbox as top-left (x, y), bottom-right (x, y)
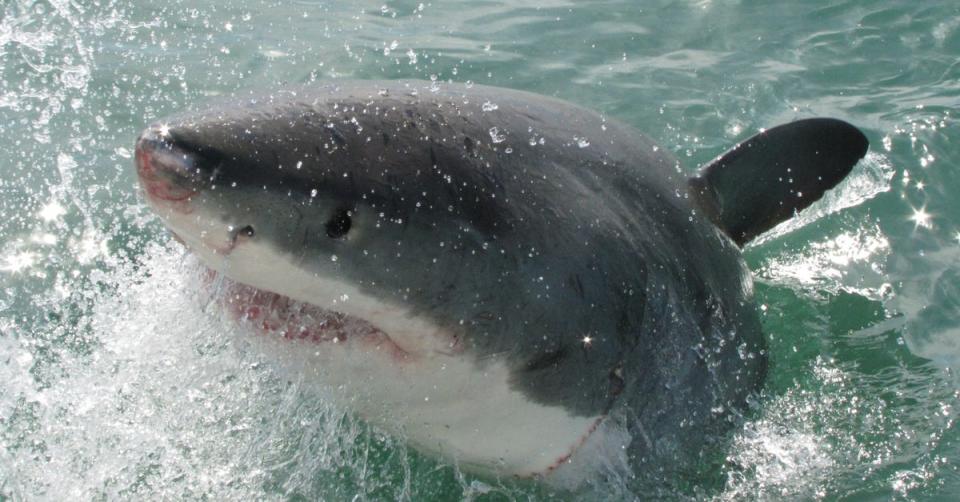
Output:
top-left (331, 254), bottom-right (338, 262)
top-left (61, 68), bottom-right (89, 89)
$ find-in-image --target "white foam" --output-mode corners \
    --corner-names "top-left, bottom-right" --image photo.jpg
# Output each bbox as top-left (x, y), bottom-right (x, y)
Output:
top-left (0, 245), bottom-right (359, 499)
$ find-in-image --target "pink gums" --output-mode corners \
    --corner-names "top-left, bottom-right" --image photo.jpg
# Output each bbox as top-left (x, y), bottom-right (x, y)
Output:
top-left (202, 269), bottom-right (414, 363)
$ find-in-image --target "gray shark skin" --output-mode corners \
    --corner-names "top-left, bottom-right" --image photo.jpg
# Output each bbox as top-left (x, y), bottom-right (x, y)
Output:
top-left (134, 80), bottom-right (867, 488)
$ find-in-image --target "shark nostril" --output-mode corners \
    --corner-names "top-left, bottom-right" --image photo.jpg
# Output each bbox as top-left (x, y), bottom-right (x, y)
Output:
top-left (229, 225), bottom-right (255, 244)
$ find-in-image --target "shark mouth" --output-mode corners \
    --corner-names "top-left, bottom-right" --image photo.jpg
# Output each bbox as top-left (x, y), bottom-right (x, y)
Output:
top-left (201, 269), bottom-right (415, 363)
top-left (189, 265), bottom-right (609, 483)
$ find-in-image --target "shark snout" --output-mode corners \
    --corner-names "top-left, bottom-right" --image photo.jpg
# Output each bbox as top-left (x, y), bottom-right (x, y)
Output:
top-left (134, 124), bottom-right (200, 207)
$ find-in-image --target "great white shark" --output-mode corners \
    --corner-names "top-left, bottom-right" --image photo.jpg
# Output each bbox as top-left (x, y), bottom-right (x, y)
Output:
top-left (134, 80), bottom-right (868, 488)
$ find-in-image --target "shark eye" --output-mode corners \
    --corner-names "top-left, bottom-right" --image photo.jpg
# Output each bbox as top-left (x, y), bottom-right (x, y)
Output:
top-left (326, 208), bottom-right (352, 239)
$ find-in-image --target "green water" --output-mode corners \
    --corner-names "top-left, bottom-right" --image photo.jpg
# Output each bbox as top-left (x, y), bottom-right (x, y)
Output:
top-left (1, 0), bottom-right (958, 500)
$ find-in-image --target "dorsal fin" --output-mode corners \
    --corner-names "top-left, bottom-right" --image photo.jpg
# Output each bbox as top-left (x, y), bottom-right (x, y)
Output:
top-left (688, 118), bottom-right (869, 246)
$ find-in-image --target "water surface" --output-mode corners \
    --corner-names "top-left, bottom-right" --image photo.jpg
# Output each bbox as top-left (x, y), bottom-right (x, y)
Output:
top-left (1, 0), bottom-right (958, 499)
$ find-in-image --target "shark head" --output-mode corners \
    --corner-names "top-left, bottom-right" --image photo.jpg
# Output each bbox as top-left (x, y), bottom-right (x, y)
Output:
top-left (134, 112), bottom-right (492, 360)
top-left (133, 84), bottom-right (634, 480)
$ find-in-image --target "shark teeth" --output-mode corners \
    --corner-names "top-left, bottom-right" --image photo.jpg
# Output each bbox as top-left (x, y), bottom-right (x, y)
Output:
top-left (201, 269), bottom-right (415, 362)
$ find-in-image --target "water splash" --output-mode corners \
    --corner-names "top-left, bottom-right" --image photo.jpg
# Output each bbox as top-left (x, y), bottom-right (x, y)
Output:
top-left (0, 244), bottom-right (459, 499)
top-left (750, 152), bottom-right (896, 246)
top-left (718, 357), bottom-right (957, 501)
top-left (757, 225), bottom-right (892, 300)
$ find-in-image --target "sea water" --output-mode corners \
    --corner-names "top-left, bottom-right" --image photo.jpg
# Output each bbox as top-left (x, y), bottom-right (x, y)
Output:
top-left (1, 0), bottom-right (957, 499)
